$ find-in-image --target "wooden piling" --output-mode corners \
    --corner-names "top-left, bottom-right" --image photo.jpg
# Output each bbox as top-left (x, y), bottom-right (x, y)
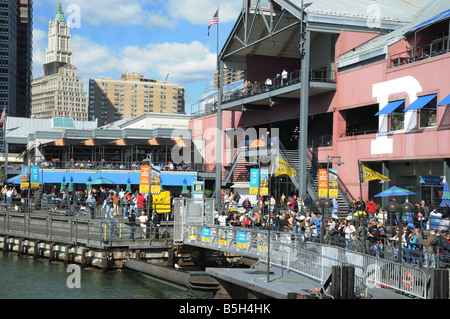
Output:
top-left (135, 250), bottom-right (141, 261)
top-left (3, 236), bottom-right (8, 254)
top-left (17, 239), bottom-right (23, 256)
top-left (33, 242), bottom-right (39, 259)
top-left (81, 249), bottom-right (88, 268)
top-left (64, 246), bottom-right (72, 265)
top-left (49, 243), bottom-right (54, 263)
top-left (101, 252), bottom-right (109, 272)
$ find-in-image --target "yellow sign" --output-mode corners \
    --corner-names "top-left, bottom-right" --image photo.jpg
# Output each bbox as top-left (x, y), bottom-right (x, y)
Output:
top-left (318, 169), bottom-right (338, 197)
top-left (274, 157), bottom-right (296, 177)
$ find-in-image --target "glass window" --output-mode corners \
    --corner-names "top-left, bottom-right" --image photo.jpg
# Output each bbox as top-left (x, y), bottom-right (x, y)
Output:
top-left (390, 104), bottom-right (404, 131)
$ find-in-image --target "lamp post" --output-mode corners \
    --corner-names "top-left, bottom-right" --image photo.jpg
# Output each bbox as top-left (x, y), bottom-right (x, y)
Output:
top-left (313, 198), bottom-right (333, 244)
top-left (386, 200), bottom-right (414, 263)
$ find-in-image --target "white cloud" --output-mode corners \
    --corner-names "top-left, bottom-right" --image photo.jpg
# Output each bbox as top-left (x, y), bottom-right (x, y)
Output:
top-left (32, 29), bottom-right (48, 78)
top-left (166, 0), bottom-right (242, 25)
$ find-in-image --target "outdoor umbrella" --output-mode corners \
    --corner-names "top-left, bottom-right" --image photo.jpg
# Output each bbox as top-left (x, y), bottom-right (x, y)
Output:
top-left (440, 182), bottom-right (450, 207)
top-left (374, 186), bottom-right (416, 198)
top-left (60, 176), bottom-right (67, 189)
top-left (126, 177), bottom-right (132, 193)
top-left (181, 178), bottom-right (188, 195)
top-left (90, 177), bottom-right (114, 185)
top-left (68, 176), bottom-right (74, 192)
top-left (86, 176), bottom-right (92, 190)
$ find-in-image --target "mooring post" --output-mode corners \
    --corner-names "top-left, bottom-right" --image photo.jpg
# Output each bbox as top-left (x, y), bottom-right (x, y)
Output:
top-left (49, 243), bottom-right (54, 263)
top-left (81, 249), bottom-right (88, 268)
top-left (3, 236), bottom-right (9, 254)
top-left (135, 250), bottom-right (141, 261)
top-left (33, 242), bottom-right (39, 259)
top-left (17, 239), bottom-right (23, 256)
top-left (101, 252), bottom-right (109, 272)
top-left (64, 245), bottom-right (72, 265)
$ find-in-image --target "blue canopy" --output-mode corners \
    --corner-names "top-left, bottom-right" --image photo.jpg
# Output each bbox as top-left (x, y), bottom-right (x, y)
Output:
top-left (375, 100), bottom-right (405, 116)
top-left (403, 94), bottom-right (437, 112)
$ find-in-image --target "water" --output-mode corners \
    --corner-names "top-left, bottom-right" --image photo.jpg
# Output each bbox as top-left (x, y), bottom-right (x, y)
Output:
top-left (0, 253), bottom-right (212, 299)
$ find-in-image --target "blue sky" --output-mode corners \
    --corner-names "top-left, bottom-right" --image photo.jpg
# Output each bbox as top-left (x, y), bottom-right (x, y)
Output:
top-left (32, 0), bottom-right (243, 113)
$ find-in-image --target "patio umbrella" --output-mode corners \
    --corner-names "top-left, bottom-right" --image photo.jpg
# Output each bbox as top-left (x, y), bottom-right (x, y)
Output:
top-left (68, 176), bottom-right (74, 192)
top-left (86, 176), bottom-right (92, 190)
top-left (181, 178), bottom-right (188, 195)
top-left (60, 176), bottom-right (67, 189)
top-left (126, 177), bottom-right (132, 193)
top-left (374, 186), bottom-right (416, 197)
top-left (90, 176), bottom-right (114, 185)
top-left (440, 182), bottom-right (450, 207)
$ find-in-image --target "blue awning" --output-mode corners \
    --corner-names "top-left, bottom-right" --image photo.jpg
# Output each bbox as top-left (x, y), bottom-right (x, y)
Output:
top-left (7, 171), bottom-right (197, 187)
top-left (438, 94), bottom-right (450, 106)
top-left (409, 9), bottom-right (450, 33)
top-left (403, 94), bottom-right (437, 111)
top-left (375, 100), bottom-right (405, 116)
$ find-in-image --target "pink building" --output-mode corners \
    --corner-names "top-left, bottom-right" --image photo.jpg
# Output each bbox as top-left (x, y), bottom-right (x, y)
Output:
top-left (190, 0), bottom-right (450, 212)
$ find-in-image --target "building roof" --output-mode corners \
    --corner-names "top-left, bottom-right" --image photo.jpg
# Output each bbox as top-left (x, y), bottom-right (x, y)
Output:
top-left (54, 2), bottom-right (66, 25)
top-left (337, 0), bottom-right (450, 66)
top-left (296, 0), bottom-right (433, 23)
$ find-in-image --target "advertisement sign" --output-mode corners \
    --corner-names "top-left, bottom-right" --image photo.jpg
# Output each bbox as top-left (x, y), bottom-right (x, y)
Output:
top-left (150, 166), bottom-right (161, 194)
top-left (249, 168), bottom-right (259, 195)
top-left (30, 166), bottom-right (40, 189)
top-left (237, 231), bottom-right (247, 248)
top-left (201, 227), bottom-right (211, 242)
top-left (218, 229), bottom-right (228, 246)
top-left (259, 167), bottom-right (269, 195)
top-left (20, 166), bottom-right (30, 189)
top-left (318, 168), bottom-right (338, 197)
top-left (139, 165), bottom-right (151, 193)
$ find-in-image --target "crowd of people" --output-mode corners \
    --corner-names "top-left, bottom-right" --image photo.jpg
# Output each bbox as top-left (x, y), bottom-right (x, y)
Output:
top-left (216, 191), bottom-right (450, 268)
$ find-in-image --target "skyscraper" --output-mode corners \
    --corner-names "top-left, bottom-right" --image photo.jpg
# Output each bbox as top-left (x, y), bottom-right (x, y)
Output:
top-left (31, 3), bottom-right (88, 121)
top-left (16, 0), bottom-right (33, 118)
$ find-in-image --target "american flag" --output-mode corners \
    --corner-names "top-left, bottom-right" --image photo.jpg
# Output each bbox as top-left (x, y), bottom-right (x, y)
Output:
top-left (207, 9), bottom-right (218, 36)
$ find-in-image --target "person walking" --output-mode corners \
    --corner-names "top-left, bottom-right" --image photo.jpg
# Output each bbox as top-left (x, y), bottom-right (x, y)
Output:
top-left (105, 193), bottom-right (114, 218)
top-left (127, 209), bottom-right (137, 241)
top-left (85, 193), bottom-right (97, 219)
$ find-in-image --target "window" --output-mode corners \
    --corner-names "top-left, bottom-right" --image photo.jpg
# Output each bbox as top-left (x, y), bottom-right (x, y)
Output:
top-left (419, 100), bottom-right (437, 128)
top-left (390, 105), bottom-right (404, 132)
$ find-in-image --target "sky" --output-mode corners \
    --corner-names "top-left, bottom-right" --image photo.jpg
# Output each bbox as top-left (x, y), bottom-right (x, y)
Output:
top-left (32, 0), bottom-right (244, 113)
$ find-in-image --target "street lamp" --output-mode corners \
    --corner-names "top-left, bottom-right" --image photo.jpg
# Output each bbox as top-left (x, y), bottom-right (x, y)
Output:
top-left (386, 200), bottom-right (414, 263)
top-left (327, 155), bottom-right (344, 200)
top-left (312, 198), bottom-right (333, 244)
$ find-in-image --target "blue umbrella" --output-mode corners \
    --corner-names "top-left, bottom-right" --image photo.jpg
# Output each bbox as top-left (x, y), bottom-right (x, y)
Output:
top-left (374, 186), bottom-right (416, 197)
top-left (440, 182), bottom-right (450, 207)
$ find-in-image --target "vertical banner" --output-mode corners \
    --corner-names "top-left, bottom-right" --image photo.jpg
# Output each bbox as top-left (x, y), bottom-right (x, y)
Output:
top-left (249, 168), bottom-right (259, 195)
top-left (20, 165), bottom-right (30, 189)
top-left (139, 165), bottom-right (151, 193)
top-left (328, 168), bottom-right (338, 197)
top-left (218, 229), bottom-right (228, 246)
top-left (150, 166), bottom-right (161, 194)
top-left (259, 167), bottom-right (269, 195)
top-left (30, 166), bottom-right (40, 189)
top-left (318, 169), bottom-right (328, 197)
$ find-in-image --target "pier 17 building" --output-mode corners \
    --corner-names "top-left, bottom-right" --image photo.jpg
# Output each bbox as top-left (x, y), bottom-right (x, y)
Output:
top-left (190, 0), bottom-right (450, 213)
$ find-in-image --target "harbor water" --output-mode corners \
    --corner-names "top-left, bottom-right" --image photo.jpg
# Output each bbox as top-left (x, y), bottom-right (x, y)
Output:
top-left (0, 253), bottom-right (212, 299)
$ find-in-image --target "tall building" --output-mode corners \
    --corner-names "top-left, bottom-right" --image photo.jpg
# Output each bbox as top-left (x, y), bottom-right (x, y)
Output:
top-left (89, 73), bottom-right (185, 126)
top-left (30, 3), bottom-right (88, 121)
top-left (0, 0), bottom-right (17, 118)
top-left (16, 0), bottom-right (33, 118)
top-left (213, 68), bottom-right (244, 91)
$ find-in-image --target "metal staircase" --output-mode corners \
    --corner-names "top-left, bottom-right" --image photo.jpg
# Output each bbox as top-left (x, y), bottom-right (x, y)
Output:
top-left (277, 143), bottom-right (354, 217)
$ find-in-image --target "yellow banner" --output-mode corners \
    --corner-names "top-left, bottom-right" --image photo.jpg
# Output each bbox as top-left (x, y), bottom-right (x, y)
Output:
top-left (274, 157), bottom-right (296, 177)
top-left (139, 165), bottom-right (150, 193)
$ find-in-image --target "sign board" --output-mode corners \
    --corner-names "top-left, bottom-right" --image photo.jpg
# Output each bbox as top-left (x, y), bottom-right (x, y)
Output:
top-left (30, 166), bottom-right (40, 189)
top-left (318, 168), bottom-right (338, 197)
top-left (139, 165), bottom-right (151, 193)
top-left (192, 181), bottom-right (204, 200)
top-left (20, 166), bottom-right (30, 189)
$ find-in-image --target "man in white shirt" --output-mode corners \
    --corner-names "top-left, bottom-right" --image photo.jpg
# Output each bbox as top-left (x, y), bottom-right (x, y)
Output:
top-left (281, 69), bottom-right (288, 85)
top-left (139, 212), bottom-right (149, 238)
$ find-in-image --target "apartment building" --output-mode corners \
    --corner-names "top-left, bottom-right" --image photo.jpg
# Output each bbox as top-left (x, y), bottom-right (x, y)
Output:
top-left (88, 73), bottom-right (185, 125)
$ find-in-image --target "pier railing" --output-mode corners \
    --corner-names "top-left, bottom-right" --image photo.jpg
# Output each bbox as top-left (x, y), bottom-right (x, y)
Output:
top-left (0, 210), bottom-right (162, 247)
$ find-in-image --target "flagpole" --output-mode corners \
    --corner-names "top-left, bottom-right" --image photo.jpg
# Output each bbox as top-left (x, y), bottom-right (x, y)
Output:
top-left (358, 159), bottom-right (363, 202)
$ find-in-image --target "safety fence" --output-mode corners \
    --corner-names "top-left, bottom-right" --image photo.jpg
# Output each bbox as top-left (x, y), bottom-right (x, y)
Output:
top-left (181, 222), bottom-right (429, 299)
top-left (0, 211), bottom-right (165, 247)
